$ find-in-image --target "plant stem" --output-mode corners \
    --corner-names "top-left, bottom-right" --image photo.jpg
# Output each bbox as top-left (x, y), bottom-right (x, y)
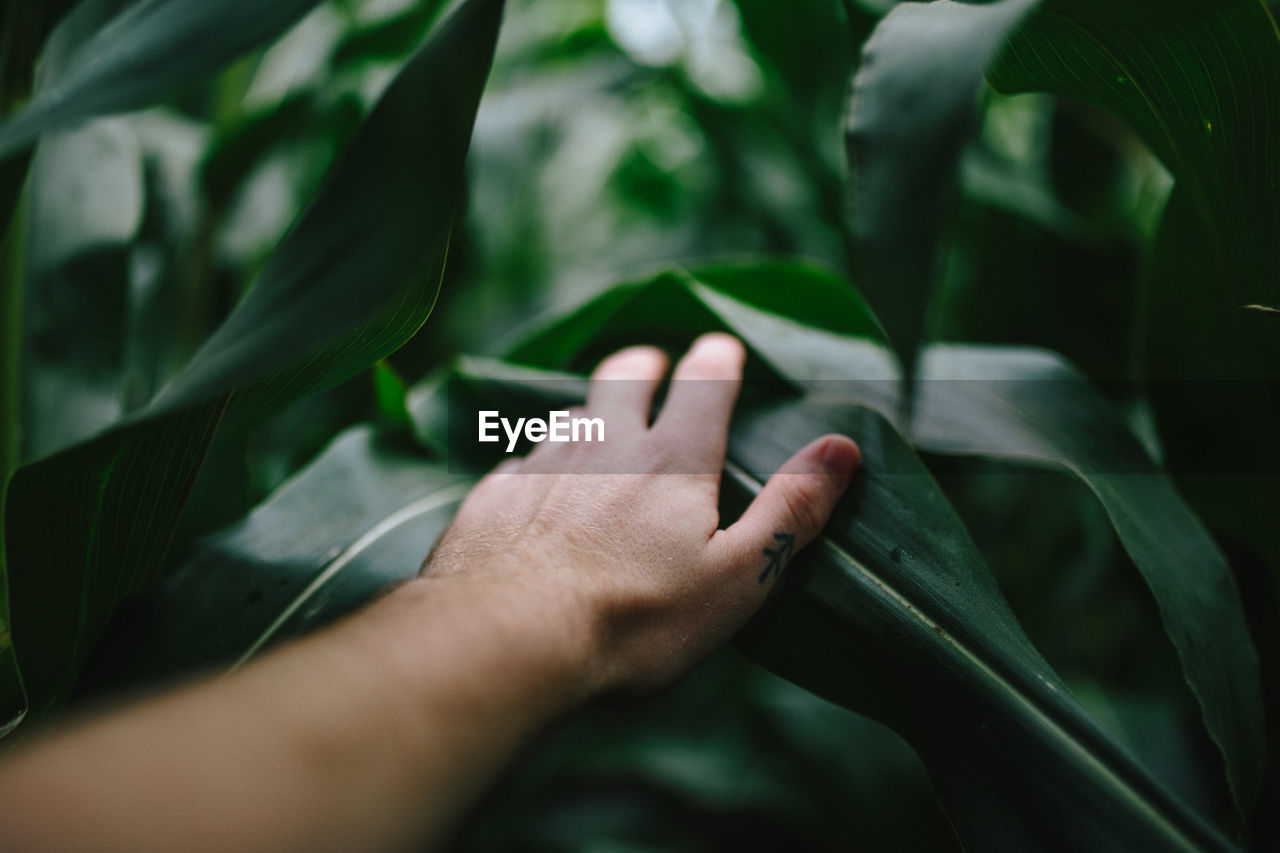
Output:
top-left (1, 196), bottom-right (22, 490)
top-left (0, 5), bottom-right (32, 503)
top-left (0, 43), bottom-right (31, 738)
top-left (0, 172), bottom-right (26, 732)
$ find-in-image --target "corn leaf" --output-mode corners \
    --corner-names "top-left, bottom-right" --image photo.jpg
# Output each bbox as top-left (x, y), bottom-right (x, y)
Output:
top-left (988, 0), bottom-right (1280, 312)
top-left (501, 264), bottom-right (1256, 841)
top-left (985, 0), bottom-right (1280, 811)
top-left (0, 0), bottom-right (504, 725)
top-left (693, 273), bottom-right (1264, 825)
top-left (75, 427), bottom-right (469, 693)
top-left (844, 0), bottom-right (1039, 380)
top-left (843, 0), bottom-right (1277, 812)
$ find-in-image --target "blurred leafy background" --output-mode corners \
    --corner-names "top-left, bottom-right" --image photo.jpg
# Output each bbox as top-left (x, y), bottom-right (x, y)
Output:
top-left (1, 0), bottom-right (1277, 849)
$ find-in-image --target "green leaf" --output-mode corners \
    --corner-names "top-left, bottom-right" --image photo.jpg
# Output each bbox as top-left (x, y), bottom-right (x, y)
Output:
top-left (17, 119), bottom-right (145, 469)
top-left (987, 0), bottom-right (1280, 407)
top-left (332, 0), bottom-right (451, 67)
top-left (75, 426), bottom-right (468, 693)
top-left (470, 265), bottom-right (1255, 844)
top-left (0, 0), bottom-right (505, 722)
top-left (683, 272), bottom-right (1263, 823)
top-left (844, 0), bottom-right (1040, 380)
top-left (507, 260), bottom-right (883, 373)
top-left (839, 0), bottom-right (1278, 813)
top-left (988, 0), bottom-right (1280, 312)
top-left (0, 0), bottom-right (326, 159)
top-left (374, 361), bottom-right (412, 426)
top-left (984, 0), bottom-right (1280, 812)
top-left (910, 344), bottom-right (1266, 817)
top-left (1138, 190), bottom-right (1280, 563)
top-left (728, 400), bottom-right (1235, 852)
top-left (846, 0), bottom-right (1280, 400)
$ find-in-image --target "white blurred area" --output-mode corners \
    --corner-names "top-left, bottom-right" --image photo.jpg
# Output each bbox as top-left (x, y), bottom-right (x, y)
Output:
top-left (604, 0), bottom-right (763, 103)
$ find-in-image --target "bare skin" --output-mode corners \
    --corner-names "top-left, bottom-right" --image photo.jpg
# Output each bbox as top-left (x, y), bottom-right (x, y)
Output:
top-left (0, 333), bottom-right (860, 851)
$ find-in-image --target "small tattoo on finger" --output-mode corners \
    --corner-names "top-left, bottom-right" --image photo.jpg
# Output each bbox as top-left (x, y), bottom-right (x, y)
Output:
top-left (759, 532), bottom-right (796, 584)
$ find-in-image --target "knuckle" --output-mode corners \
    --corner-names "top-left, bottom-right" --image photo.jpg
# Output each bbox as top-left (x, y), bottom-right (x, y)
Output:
top-left (780, 480), bottom-right (825, 532)
top-left (641, 436), bottom-right (682, 473)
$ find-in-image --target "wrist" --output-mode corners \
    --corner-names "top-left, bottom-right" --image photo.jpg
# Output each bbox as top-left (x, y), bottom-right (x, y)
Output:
top-left (390, 570), bottom-right (605, 714)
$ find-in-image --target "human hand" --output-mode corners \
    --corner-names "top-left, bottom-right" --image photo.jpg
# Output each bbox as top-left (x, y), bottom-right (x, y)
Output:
top-left (421, 333), bottom-right (860, 696)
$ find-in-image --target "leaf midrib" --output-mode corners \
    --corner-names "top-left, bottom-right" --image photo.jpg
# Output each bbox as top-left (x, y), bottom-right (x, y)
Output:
top-left (723, 458), bottom-right (1213, 853)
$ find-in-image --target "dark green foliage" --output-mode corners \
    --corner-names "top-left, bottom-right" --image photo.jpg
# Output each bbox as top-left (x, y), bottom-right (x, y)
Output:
top-left (0, 0), bottom-right (1275, 849)
top-left (1, 0), bottom-right (505, 719)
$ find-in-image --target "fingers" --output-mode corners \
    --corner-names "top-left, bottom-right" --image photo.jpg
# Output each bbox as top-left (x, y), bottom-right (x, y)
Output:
top-left (585, 346), bottom-right (669, 432)
top-left (710, 435), bottom-right (860, 586)
top-left (519, 335), bottom-right (747, 477)
top-left (653, 333), bottom-right (746, 468)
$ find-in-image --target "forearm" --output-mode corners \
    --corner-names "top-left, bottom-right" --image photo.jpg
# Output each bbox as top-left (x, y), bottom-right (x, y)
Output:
top-left (0, 574), bottom-right (597, 852)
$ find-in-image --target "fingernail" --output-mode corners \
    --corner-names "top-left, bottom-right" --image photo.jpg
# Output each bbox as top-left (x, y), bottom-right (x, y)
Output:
top-left (821, 438), bottom-right (859, 487)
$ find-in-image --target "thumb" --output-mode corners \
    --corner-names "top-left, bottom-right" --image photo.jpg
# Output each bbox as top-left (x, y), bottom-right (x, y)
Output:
top-left (712, 435), bottom-right (860, 587)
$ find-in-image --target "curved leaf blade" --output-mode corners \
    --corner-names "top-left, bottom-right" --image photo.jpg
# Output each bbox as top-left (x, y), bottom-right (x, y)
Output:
top-left (686, 271), bottom-right (1264, 819)
top-left (727, 400), bottom-right (1233, 853)
top-left (1, 0), bottom-right (505, 721)
top-left (75, 427), bottom-right (468, 693)
top-left (983, 0), bottom-right (1280, 812)
top-left (911, 345), bottom-right (1266, 816)
top-left (838, 0), bottom-right (1275, 809)
top-left (988, 0), bottom-right (1280, 309)
top-left (845, 0), bottom-right (1039, 379)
